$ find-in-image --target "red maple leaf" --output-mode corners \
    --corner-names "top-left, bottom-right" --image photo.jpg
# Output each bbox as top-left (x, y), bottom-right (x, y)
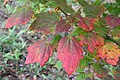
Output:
top-left (55, 19), bottom-right (71, 33)
top-left (5, 6), bottom-right (34, 28)
top-left (57, 36), bottom-right (83, 75)
top-left (98, 42), bottom-right (120, 65)
top-left (80, 32), bottom-right (104, 52)
top-left (78, 16), bottom-right (96, 31)
top-left (106, 15), bottom-right (120, 28)
top-left (25, 40), bottom-right (53, 66)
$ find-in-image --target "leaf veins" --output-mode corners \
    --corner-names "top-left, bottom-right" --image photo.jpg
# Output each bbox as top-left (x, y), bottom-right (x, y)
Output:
top-left (106, 15), bottom-right (120, 28)
top-left (98, 42), bottom-right (120, 65)
top-left (58, 36), bottom-right (83, 75)
top-left (78, 16), bottom-right (96, 31)
top-left (25, 40), bottom-right (53, 66)
top-left (55, 19), bottom-right (71, 33)
top-left (5, 6), bottom-right (34, 28)
top-left (80, 32), bottom-right (104, 53)
top-left (29, 12), bottom-right (59, 34)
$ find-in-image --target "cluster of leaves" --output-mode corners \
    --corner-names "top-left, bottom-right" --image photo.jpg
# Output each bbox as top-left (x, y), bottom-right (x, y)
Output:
top-left (4, 0), bottom-right (120, 79)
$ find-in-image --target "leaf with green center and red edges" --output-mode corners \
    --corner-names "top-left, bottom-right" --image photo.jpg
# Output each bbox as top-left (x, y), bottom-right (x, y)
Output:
top-left (80, 32), bottom-right (104, 53)
top-left (25, 40), bottom-right (53, 66)
top-left (58, 36), bottom-right (83, 75)
top-left (55, 19), bottom-right (71, 33)
top-left (5, 6), bottom-right (34, 28)
top-left (29, 12), bottom-right (60, 34)
top-left (106, 15), bottom-right (120, 28)
top-left (97, 42), bottom-right (120, 65)
top-left (78, 16), bottom-right (96, 31)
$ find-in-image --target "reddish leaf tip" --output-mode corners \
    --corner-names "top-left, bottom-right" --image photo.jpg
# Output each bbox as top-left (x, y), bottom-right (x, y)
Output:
top-left (5, 6), bottom-right (34, 29)
top-left (58, 37), bottom-right (83, 75)
top-left (25, 40), bottom-right (53, 66)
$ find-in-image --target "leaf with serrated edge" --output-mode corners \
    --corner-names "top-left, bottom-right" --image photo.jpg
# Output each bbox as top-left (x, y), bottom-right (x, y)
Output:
top-left (80, 32), bottom-right (104, 53)
top-left (78, 16), bottom-right (96, 31)
top-left (5, 6), bottom-right (34, 28)
top-left (55, 19), bottom-right (71, 33)
top-left (25, 40), bottom-right (53, 66)
top-left (54, 0), bottom-right (74, 14)
top-left (106, 15), bottom-right (120, 28)
top-left (58, 36), bottom-right (83, 75)
top-left (98, 42), bottom-right (120, 65)
top-left (50, 34), bottom-right (62, 49)
top-left (29, 12), bottom-right (59, 33)
top-left (83, 5), bottom-right (105, 18)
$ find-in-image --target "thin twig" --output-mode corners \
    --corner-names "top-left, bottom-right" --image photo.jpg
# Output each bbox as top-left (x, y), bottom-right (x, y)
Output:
top-left (58, 7), bottom-right (68, 17)
top-left (104, 34), bottom-right (120, 46)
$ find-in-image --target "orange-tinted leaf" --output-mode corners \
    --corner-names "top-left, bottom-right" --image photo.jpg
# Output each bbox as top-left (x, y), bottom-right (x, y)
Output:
top-left (4, 0), bottom-right (12, 6)
top-left (25, 40), bottom-right (53, 66)
top-left (98, 42), bottom-right (120, 65)
top-left (29, 12), bottom-right (59, 33)
top-left (58, 36), bottom-right (83, 75)
top-left (5, 6), bottom-right (34, 28)
top-left (78, 16), bottom-right (96, 31)
top-left (80, 33), bottom-right (104, 52)
top-left (106, 15), bottom-right (120, 28)
top-left (55, 19), bottom-right (71, 33)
